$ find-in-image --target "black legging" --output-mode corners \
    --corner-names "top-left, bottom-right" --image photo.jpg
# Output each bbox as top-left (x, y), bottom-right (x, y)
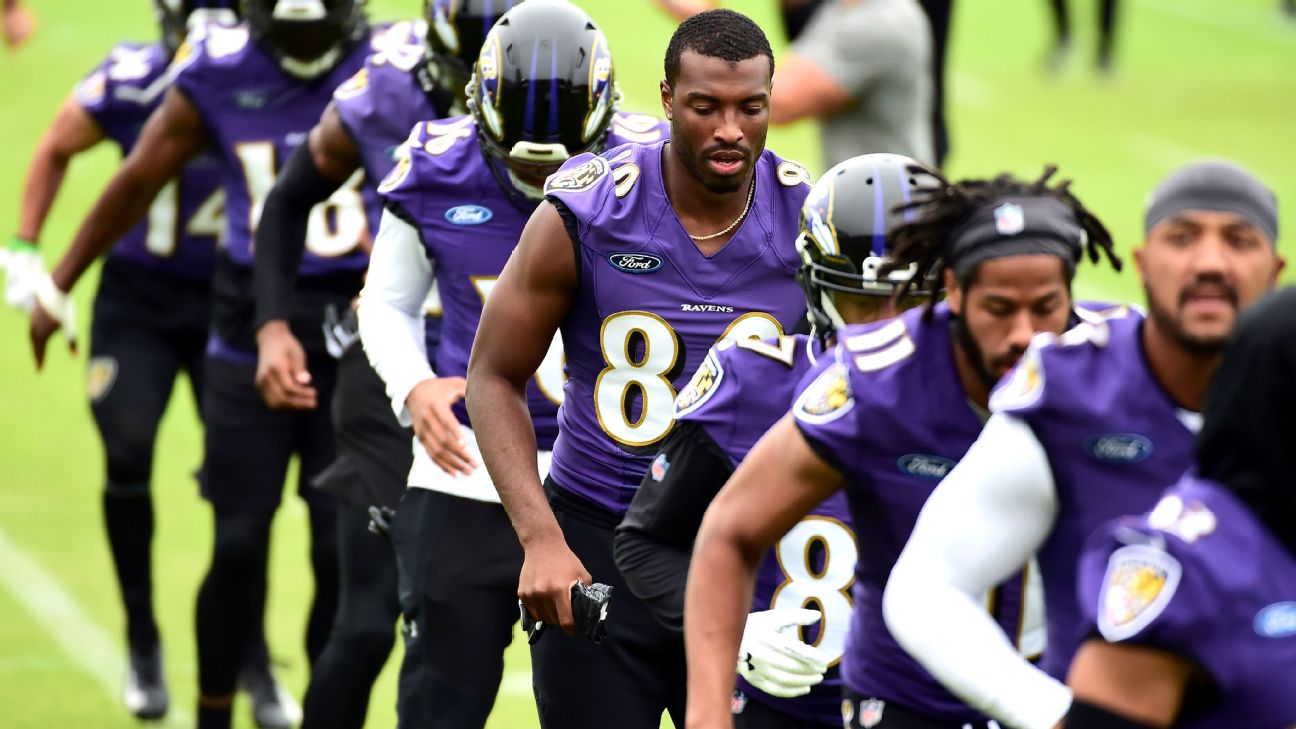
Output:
top-left (1049, 0), bottom-right (1121, 65)
top-left (301, 505), bottom-right (402, 729)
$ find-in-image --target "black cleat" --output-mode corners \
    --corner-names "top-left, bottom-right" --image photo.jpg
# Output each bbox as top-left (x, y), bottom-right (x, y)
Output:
top-left (240, 661), bottom-right (301, 729)
top-left (123, 645), bottom-right (169, 721)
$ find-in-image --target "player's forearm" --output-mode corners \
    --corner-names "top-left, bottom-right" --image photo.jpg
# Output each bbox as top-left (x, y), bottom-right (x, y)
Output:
top-left (357, 295), bottom-right (433, 423)
top-left (466, 372), bottom-right (561, 548)
top-left (684, 520), bottom-right (759, 728)
top-left (884, 565), bottom-right (1071, 728)
top-left (49, 167), bottom-right (169, 291)
top-left (16, 142), bottom-right (74, 242)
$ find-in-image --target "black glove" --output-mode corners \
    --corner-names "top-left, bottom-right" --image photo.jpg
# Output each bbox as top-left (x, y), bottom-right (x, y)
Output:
top-left (367, 506), bottom-right (396, 538)
top-left (322, 303), bottom-right (361, 359)
top-left (520, 581), bottom-right (613, 645)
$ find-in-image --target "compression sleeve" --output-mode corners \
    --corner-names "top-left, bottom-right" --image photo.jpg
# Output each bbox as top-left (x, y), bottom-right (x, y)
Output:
top-left (253, 142), bottom-right (343, 327)
top-left (613, 421), bottom-right (735, 633)
top-left (882, 412), bottom-right (1071, 729)
top-left (357, 208), bottom-right (436, 426)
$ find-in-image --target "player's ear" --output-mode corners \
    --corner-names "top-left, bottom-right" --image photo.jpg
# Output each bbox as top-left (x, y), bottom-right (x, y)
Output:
top-left (660, 79), bottom-right (673, 119)
top-left (1132, 245), bottom-right (1149, 287)
top-left (943, 269), bottom-right (963, 317)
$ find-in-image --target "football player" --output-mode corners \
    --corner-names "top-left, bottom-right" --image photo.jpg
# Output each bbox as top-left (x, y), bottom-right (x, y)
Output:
top-left (466, 9), bottom-right (812, 727)
top-left (882, 161), bottom-right (1284, 728)
top-left (1068, 285), bottom-right (1296, 728)
top-left (251, 3), bottom-right (521, 727)
top-left (682, 168), bottom-right (1123, 729)
top-left (4, 1), bottom-right (294, 722)
top-left (26, 2), bottom-right (388, 728)
top-left (357, 3), bottom-right (666, 726)
top-left (615, 154), bottom-right (936, 729)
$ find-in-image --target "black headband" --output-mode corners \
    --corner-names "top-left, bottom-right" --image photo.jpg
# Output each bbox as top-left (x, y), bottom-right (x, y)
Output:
top-left (947, 195), bottom-right (1085, 280)
top-left (1144, 160), bottom-right (1278, 244)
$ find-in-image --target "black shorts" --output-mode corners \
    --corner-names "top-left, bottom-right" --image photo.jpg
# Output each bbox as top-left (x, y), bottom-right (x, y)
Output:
top-left (88, 257), bottom-right (210, 491)
top-left (732, 690), bottom-right (838, 729)
top-left (200, 350), bottom-right (339, 512)
top-left (842, 693), bottom-right (1002, 729)
top-left (530, 480), bottom-right (687, 729)
top-left (312, 342), bottom-right (413, 510)
top-left (390, 488), bottom-right (522, 729)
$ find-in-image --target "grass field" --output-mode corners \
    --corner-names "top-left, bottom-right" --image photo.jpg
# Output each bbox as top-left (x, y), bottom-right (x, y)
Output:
top-left (0, 1), bottom-right (1293, 727)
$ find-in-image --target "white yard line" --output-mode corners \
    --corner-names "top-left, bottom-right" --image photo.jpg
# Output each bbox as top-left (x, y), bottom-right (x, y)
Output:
top-left (0, 525), bottom-right (191, 726)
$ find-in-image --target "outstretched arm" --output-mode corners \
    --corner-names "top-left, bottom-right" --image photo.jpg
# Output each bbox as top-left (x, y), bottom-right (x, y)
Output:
top-left (684, 414), bottom-right (842, 729)
top-left (252, 103), bottom-right (359, 410)
top-left (883, 412), bottom-right (1068, 729)
top-left (30, 87), bottom-right (209, 366)
top-left (466, 201), bottom-right (588, 632)
top-left (6, 95), bottom-right (104, 311)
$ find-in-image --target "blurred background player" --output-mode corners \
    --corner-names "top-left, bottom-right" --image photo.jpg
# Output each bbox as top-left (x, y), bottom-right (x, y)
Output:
top-left (2, 0), bottom-right (36, 49)
top-left (466, 9), bottom-right (811, 727)
top-left (615, 154), bottom-right (938, 729)
top-left (7, 0), bottom-right (240, 721)
top-left (652, 0), bottom-right (951, 167)
top-left (250, 3), bottom-right (517, 727)
top-left (359, 3), bottom-right (666, 726)
top-left (1068, 285), bottom-right (1296, 728)
top-left (683, 167), bottom-right (1121, 729)
top-left (26, 1), bottom-right (386, 727)
top-left (883, 160), bottom-right (1284, 729)
top-left (1046, 0), bottom-right (1121, 74)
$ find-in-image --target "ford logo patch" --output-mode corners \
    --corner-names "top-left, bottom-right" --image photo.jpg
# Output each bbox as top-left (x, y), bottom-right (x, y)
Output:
top-left (897, 454), bottom-right (956, 481)
top-left (1085, 434), bottom-right (1153, 463)
top-left (1255, 602), bottom-right (1296, 638)
top-left (445, 205), bottom-right (493, 225)
top-left (608, 252), bottom-right (664, 274)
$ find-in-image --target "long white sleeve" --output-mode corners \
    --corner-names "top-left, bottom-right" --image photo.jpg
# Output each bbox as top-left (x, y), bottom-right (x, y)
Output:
top-left (358, 210), bottom-right (436, 427)
top-left (883, 413), bottom-right (1070, 729)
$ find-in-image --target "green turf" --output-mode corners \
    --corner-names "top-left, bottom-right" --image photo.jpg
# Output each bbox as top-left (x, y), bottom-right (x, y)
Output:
top-left (0, 1), bottom-right (1292, 727)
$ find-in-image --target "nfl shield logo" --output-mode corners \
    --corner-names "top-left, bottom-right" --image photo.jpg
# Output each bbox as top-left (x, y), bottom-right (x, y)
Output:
top-left (994, 203), bottom-right (1025, 236)
top-left (858, 698), bottom-right (885, 728)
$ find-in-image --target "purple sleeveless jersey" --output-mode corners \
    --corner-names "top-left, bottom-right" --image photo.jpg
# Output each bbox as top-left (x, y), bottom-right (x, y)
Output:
top-left (793, 304), bottom-right (1040, 724)
top-left (990, 307), bottom-right (1198, 679)
top-left (74, 42), bottom-right (221, 281)
top-left (1078, 476), bottom-right (1296, 727)
top-left (543, 140), bottom-right (812, 514)
top-left (170, 22), bottom-right (379, 277)
top-left (332, 21), bottom-right (447, 351)
top-left (675, 333), bottom-right (851, 725)
top-left (378, 113), bottom-right (669, 449)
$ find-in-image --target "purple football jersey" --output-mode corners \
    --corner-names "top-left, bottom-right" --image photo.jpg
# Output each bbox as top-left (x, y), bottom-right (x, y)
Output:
top-left (74, 42), bottom-right (221, 281)
top-left (378, 113), bottom-right (669, 448)
top-left (170, 22), bottom-right (378, 277)
top-left (990, 307), bottom-right (1198, 679)
top-left (1078, 476), bottom-right (1296, 727)
top-left (543, 140), bottom-right (812, 514)
top-left (675, 333), bottom-right (852, 725)
top-left (793, 304), bottom-right (1040, 724)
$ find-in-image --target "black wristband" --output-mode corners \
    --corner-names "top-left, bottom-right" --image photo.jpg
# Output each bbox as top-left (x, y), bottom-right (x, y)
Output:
top-left (253, 141), bottom-right (348, 328)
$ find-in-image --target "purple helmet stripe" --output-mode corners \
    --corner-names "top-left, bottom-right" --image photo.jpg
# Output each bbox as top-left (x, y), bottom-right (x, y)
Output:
top-left (523, 40), bottom-right (539, 137)
top-left (871, 161), bottom-right (887, 256)
top-left (548, 36), bottom-right (559, 139)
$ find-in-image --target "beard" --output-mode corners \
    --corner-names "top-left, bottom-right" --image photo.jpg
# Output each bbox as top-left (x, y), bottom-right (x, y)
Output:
top-left (1144, 279), bottom-right (1238, 357)
top-left (668, 119), bottom-right (752, 195)
top-left (954, 317), bottom-right (1027, 390)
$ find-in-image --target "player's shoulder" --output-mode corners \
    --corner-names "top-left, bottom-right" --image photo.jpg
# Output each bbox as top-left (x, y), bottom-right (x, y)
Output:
top-left (378, 115), bottom-right (480, 198)
top-left (757, 147), bottom-right (813, 199)
top-left (172, 22), bottom-right (255, 75)
top-left (608, 112), bottom-right (669, 146)
top-left (545, 138), bottom-right (660, 204)
top-left (77, 41), bottom-right (169, 110)
top-left (338, 19), bottom-right (425, 100)
top-left (990, 303), bottom-right (1143, 415)
top-left (675, 334), bottom-right (811, 420)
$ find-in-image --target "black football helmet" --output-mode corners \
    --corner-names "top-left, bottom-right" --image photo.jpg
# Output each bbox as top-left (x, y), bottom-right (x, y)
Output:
top-left (155, 0), bottom-right (240, 56)
top-left (797, 153), bottom-right (941, 340)
top-left (467, 0), bottom-right (617, 199)
top-left (242, 0), bottom-right (368, 79)
top-left (419, 0), bottom-right (524, 115)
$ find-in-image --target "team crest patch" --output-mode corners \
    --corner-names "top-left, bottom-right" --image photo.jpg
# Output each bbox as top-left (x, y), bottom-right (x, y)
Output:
top-left (793, 362), bottom-right (854, 425)
top-left (857, 698), bottom-right (885, 728)
top-left (674, 351), bottom-right (724, 416)
top-left (544, 157), bottom-right (609, 194)
top-left (994, 202), bottom-right (1025, 236)
top-left (841, 699), bottom-right (854, 725)
top-left (87, 356), bottom-right (118, 403)
top-left (1097, 544), bottom-right (1182, 642)
top-left (333, 67), bottom-right (369, 100)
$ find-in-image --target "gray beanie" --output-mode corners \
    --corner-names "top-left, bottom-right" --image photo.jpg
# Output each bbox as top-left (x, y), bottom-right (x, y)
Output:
top-left (1144, 160), bottom-right (1278, 244)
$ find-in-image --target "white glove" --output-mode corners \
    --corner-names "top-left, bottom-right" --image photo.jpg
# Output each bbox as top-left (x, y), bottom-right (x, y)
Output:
top-left (35, 273), bottom-right (77, 345)
top-left (736, 608), bottom-right (831, 698)
top-left (3, 241), bottom-right (45, 312)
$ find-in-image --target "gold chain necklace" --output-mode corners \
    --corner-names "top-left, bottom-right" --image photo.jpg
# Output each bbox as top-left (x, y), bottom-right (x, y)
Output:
top-left (688, 176), bottom-right (756, 242)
